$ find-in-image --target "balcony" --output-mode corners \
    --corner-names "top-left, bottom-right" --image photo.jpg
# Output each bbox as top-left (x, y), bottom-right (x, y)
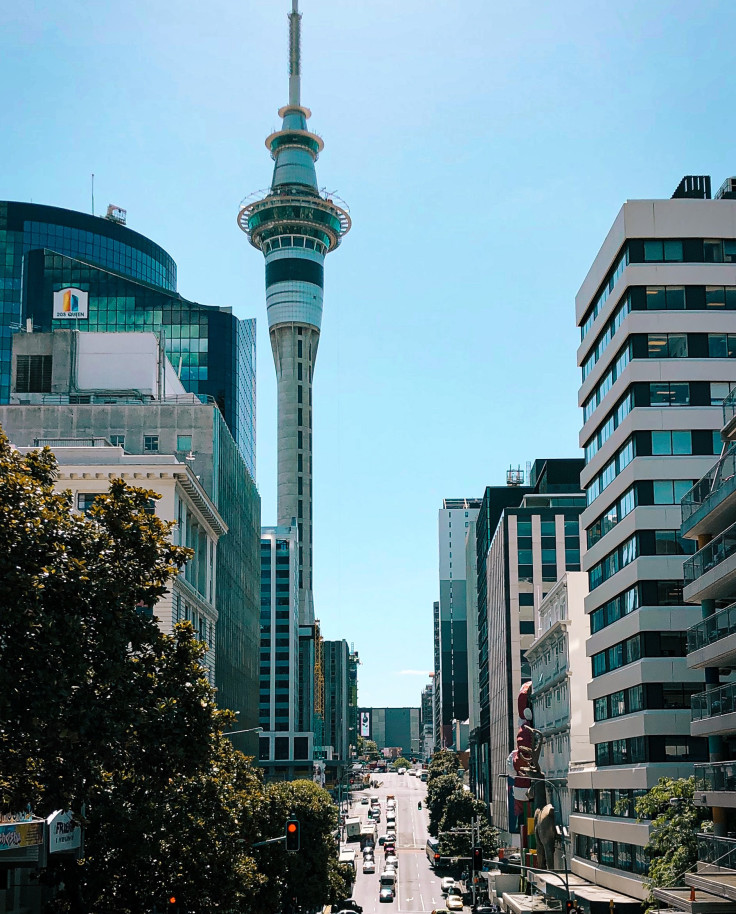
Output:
top-left (684, 521), bottom-right (736, 603)
top-left (688, 603), bottom-right (736, 669)
top-left (698, 833), bottom-right (736, 874)
top-left (693, 762), bottom-right (736, 808)
top-left (692, 683), bottom-right (736, 737)
top-left (681, 447), bottom-right (736, 539)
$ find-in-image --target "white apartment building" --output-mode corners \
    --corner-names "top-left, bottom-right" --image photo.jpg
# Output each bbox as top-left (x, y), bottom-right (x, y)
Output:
top-left (528, 572), bottom-right (591, 838)
top-left (570, 174), bottom-right (736, 899)
top-left (23, 444), bottom-right (226, 684)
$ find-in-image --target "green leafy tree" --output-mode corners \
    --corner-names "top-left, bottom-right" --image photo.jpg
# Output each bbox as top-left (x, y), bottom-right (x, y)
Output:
top-left (392, 757), bottom-right (411, 770)
top-left (427, 773), bottom-right (462, 837)
top-left (633, 776), bottom-right (711, 905)
top-left (428, 749), bottom-right (460, 783)
top-left (253, 780), bottom-right (354, 912)
top-left (361, 740), bottom-right (380, 761)
top-left (0, 434), bottom-right (267, 914)
top-left (438, 790), bottom-right (500, 860)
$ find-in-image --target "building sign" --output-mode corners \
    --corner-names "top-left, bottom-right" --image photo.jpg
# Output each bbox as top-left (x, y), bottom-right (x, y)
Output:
top-left (360, 710), bottom-right (371, 738)
top-left (53, 287), bottom-right (88, 320)
top-left (48, 810), bottom-right (82, 854)
top-left (0, 821), bottom-right (43, 851)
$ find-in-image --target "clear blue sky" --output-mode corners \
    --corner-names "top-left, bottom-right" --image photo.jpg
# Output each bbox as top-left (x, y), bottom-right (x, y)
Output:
top-left (4, 0), bottom-right (736, 707)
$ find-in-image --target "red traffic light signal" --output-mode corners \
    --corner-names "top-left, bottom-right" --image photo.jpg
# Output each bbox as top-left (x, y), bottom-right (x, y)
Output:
top-left (472, 846), bottom-right (483, 871)
top-left (285, 818), bottom-right (300, 851)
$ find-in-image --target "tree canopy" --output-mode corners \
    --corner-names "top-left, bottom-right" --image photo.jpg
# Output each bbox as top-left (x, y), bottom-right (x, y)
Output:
top-left (438, 789), bottom-right (500, 860)
top-left (392, 757), bottom-right (411, 770)
top-left (427, 773), bottom-right (462, 837)
top-left (0, 431), bottom-right (348, 914)
top-left (428, 749), bottom-right (460, 782)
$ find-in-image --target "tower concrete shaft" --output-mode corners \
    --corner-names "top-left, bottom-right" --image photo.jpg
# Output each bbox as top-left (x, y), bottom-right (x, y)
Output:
top-left (238, 0), bottom-right (350, 624)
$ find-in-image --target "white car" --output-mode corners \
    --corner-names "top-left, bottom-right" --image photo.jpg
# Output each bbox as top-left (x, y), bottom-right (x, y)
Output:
top-left (363, 860), bottom-right (376, 874)
top-left (447, 895), bottom-right (464, 911)
top-left (379, 887), bottom-right (394, 903)
top-left (408, 769), bottom-right (416, 776)
top-left (384, 831), bottom-right (396, 843)
top-left (441, 877), bottom-right (456, 894)
top-left (385, 855), bottom-right (398, 868)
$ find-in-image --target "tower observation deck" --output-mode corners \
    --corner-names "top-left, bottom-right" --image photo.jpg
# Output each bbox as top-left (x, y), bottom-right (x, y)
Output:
top-left (238, 0), bottom-right (350, 625)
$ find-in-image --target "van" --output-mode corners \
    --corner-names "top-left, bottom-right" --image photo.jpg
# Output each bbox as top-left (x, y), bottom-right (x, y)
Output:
top-left (380, 872), bottom-right (396, 888)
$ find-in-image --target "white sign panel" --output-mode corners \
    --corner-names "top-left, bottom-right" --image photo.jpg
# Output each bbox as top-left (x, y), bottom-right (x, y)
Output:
top-left (47, 810), bottom-right (82, 854)
top-left (360, 710), bottom-right (371, 738)
top-left (53, 287), bottom-right (88, 320)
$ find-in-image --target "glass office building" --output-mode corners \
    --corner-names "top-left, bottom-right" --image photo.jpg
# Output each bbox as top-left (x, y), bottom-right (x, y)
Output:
top-left (0, 201), bottom-right (256, 480)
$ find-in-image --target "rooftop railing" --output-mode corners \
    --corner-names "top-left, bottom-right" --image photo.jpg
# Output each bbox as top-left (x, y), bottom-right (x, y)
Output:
top-left (695, 760), bottom-right (736, 793)
top-left (688, 602), bottom-right (736, 654)
top-left (692, 682), bottom-right (736, 721)
top-left (681, 445), bottom-right (736, 524)
top-left (683, 519), bottom-right (736, 584)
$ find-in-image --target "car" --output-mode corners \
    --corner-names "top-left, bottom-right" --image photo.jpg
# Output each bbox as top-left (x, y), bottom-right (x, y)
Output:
top-left (397, 768), bottom-right (405, 775)
top-left (385, 831), bottom-right (396, 843)
top-left (379, 888), bottom-right (395, 903)
top-left (383, 867), bottom-right (396, 879)
top-left (363, 847), bottom-right (375, 858)
top-left (378, 835), bottom-right (387, 846)
top-left (385, 855), bottom-right (398, 868)
top-left (408, 769), bottom-right (416, 776)
top-left (441, 877), bottom-right (456, 894)
top-left (473, 905), bottom-right (498, 914)
top-left (447, 896), bottom-right (464, 911)
top-left (363, 860), bottom-right (376, 874)
top-left (384, 845), bottom-right (396, 857)
top-left (361, 797), bottom-right (369, 805)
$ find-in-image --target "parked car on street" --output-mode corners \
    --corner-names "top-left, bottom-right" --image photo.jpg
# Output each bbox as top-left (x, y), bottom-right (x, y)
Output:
top-left (447, 896), bottom-right (464, 911)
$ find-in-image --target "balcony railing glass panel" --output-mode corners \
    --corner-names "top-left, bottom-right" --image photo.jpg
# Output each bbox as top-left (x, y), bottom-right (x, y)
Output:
top-left (688, 602), bottom-right (736, 653)
top-left (692, 682), bottom-right (736, 721)
top-left (698, 833), bottom-right (736, 871)
top-left (695, 760), bottom-right (736, 792)
top-left (684, 521), bottom-right (736, 585)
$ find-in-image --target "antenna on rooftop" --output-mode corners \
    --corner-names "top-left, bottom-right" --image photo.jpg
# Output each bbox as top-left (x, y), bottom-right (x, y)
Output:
top-left (288, 0), bottom-right (301, 106)
top-left (91, 174), bottom-right (95, 215)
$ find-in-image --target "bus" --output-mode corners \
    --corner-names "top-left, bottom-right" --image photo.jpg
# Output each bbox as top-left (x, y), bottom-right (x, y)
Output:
top-left (426, 837), bottom-right (441, 868)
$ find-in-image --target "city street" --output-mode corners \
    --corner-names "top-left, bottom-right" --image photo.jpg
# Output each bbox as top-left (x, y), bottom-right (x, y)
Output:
top-left (346, 771), bottom-right (451, 914)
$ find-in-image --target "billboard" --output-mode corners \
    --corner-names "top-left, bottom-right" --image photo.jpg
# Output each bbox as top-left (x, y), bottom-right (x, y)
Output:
top-left (359, 710), bottom-right (371, 738)
top-left (53, 287), bottom-right (88, 320)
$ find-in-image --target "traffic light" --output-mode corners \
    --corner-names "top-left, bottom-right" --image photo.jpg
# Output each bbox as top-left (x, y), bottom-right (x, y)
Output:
top-left (285, 818), bottom-right (300, 852)
top-left (472, 846), bottom-right (483, 871)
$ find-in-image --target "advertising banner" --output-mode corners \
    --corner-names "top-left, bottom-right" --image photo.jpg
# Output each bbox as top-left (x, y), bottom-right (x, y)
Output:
top-left (53, 287), bottom-right (89, 320)
top-left (48, 810), bottom-right (82, 854)
top-left (0, 821), bottom-right (43, 851)
top-left (359, 710), bottom-right (371, 738)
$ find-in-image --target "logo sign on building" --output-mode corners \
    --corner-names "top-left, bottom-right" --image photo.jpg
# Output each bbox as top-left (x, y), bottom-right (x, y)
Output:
top-left (53, 287), bottom-right (88, 320)
top-left (360, 710), bottom-right (371, 738)
top-left (47, 810), bottom-right (82, 854)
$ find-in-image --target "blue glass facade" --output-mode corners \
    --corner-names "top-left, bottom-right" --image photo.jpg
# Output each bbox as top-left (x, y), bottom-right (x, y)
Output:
top-left (0, 201), bottom-right (256, 480)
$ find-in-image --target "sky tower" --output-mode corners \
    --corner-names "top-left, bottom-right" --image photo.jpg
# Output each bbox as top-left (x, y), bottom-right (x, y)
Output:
top-left (238, 1), bottom-right (350, 627)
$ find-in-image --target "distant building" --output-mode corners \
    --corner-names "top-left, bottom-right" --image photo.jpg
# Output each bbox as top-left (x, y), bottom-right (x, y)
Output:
top-left (323, 640), bottom-right (350, 761)
top-left (473, 458), bottom-right (585, 843)
top-left (420, 681), bottom-right (434, 759)
top-left (258, 525), bottom-right (314, 779)
top-left (20, 444), bottom-right (226, 685)
top-left (0, 330), bottom-right (261, 754)
top-left (347, 648), bottom-right (360, 757)
top-left (364, 707), bottom-right (420, 758)
top-left (437, 497), bottom-right (482, 747)
top-left (465, 517), bottom-right (481, 786)
top-left (527, 572), bottom-right (591, 843)
top-left (432, 601), bottom-right (441, 750)
top-left (0, 200), bottom-right (256, 479)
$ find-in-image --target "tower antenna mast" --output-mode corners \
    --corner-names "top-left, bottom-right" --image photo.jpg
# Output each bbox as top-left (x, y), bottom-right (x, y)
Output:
top-left (288, 0), bottom-right (301, 107)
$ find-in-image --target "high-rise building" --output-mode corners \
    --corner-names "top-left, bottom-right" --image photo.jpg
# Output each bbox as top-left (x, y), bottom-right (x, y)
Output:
top-left (432, 601), bottom-right (441, 750)
top-left (0, 201), bottom-right (256, 480)
top-left (1, 330), bottom-right (261, 754)
top-left (323, 639), bottom-right (350, 762)
top-left (363, 708), bottom-right (421, 759)
top-left (465, 517), bottom-right (481, 787)
top-left (437, 498), bottom-right (482, 747)
top-left (258, 525), bottom-right (314, 779)
top-left (569, 175), bottom-right (736, 900)
top-left (420, 680), bottom-right (435, 760)
top-left (347, 648), bottom-right (360, 757)
top-left (654, 385), bottom-right (736, 909)
top-left (238, 0), bottom-right (350, 626)
top-left (474, 458), bottom-right (585, 842)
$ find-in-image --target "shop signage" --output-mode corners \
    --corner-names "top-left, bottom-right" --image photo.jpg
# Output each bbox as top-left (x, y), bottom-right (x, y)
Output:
top-left (0, 821), bottom-right (43, 851)
top-left (47, 810), bottom-right (81, 854)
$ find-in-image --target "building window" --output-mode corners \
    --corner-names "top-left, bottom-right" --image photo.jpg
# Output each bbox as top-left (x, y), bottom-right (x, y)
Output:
top-left (16, 354), bottom-right (52, 393)
top-left (109, 435), bottom-right (125, 448)
top-left (77, 492), bottom-right (104, 513)
top-left (176, 434), bottom-right (192, 452)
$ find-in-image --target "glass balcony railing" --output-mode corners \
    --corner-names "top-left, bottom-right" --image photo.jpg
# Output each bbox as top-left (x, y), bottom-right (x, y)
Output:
top-left (695, 760), bottom-right (736, 792)
top-left (688, 602), bottom-right (736, 653)
top-left (683, 519), bottom-right (736, 585)
top-left (724, 387), bottom-right (736, 430)
top-left (698, 833), bottom-right (736, 870)
top-left (692, 682), bottom-right (736, 721)
top-left (681, 447), bottom-right (736, 524)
